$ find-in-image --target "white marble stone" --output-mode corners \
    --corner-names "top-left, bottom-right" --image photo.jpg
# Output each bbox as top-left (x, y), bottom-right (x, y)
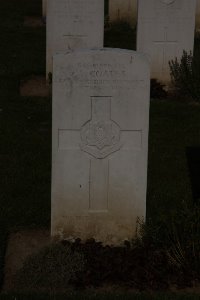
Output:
top-left (109, 0), bottom-right (137, 28)
top-left (51, 48), bottom-right (150, 245)
top-left (137, 0), bottom-right (196, 82)
top-left (46, 0), bottom-right (104, 76)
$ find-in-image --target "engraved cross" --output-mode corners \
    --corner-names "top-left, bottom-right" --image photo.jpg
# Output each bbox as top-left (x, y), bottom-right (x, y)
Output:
top-left (59, 96), bottom-right (142, 213)
top-left (153, 26), bottom-right (178, 70)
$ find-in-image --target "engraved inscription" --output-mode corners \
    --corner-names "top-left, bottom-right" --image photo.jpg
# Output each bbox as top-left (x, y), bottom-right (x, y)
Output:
top-left (80, 97), bottom-right (122, 159)
top-left (55, 63), bottom-right (145, 90)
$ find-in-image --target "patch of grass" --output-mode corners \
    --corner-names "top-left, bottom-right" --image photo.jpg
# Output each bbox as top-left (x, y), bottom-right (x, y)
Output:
top-left (0, 0), bottom-right (50, 289)
top-left (10, 214), bottom-right (200, 292)
top-left (169, 50), bottom-right (200, 102)
top-left (147, 100), bottom-right (200, 220)
top-left (168, 35), bottom-right (200, 102)
top-left (0, 100), bottom-right (51, 231)
top-left (0, 293), bottom-right (200, 300)
top-left (14, 242), bottom-right (85, 293)
top-left (0, 0), bottom-right (45, 78)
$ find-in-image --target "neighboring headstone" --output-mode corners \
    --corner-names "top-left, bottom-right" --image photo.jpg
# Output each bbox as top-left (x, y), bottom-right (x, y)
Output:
top-left (137, 0), bottom-right (196, 82)
top-left (46, 0), bottom-right (104, 76)
top-left (109, 0), bottom-right (137, 28)
top-left (51, 49), bottom-right (150, 245)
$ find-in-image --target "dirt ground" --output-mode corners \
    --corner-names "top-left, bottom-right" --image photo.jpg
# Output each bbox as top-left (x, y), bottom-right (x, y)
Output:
top-left (23, 16), bottom-right (45, 28)
top-left (20, 76), bottom-right (51, 97)
top-left (3, 229), bottom-right (50, 291)
top-left (2, 229), bottom-right (200, 295)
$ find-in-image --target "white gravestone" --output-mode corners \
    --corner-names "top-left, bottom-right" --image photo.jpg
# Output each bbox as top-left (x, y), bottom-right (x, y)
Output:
top-left (137, 0), bottom-right (196, 82)
top-left (46, 0), bottom-right (104, 76)
top-left (51, 49), bottom-right (150, 245)
top-left (109, 0), bottom-right (137, 28)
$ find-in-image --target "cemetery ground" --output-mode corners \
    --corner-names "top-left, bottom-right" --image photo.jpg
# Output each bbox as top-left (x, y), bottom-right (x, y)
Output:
top-left (0, 0), bottom-right (200, 298)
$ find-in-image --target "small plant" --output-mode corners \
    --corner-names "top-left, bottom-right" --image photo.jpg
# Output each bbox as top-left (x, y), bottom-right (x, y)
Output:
top-left (169, 50), bottom-right (200, 102)
top-left (137, 204), bottom-right (200, 287)
top-left (166, 204), bottom-right (200, 285)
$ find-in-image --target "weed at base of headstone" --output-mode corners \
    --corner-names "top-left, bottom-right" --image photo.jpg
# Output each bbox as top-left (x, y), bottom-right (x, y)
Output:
top-left (169, 50), bottom-right (200, 103)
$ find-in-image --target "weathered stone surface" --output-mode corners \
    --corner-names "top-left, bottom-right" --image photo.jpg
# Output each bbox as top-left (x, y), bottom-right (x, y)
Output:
top-left (46, 0), bottom-right (104, 75)
top-left (51, 49), bottom-right (150, 245)
top-left (137, 0), bottom-right (196, 82)
top-left (109, 0), bottom-right (137, 28)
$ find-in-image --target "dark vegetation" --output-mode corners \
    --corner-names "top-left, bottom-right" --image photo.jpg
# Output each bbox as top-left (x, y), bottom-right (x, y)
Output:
top-left (0, 0), bottom-right (49, 288)
top-left (12, 205), bottom-right (200, 292)
top-left (150, 79), bottom-right (167, 99)
top-left (0, 293), bottom-right (200, 300)
top-left (0, 0), bottom-right (200, 297)
top-left (169, 50), bottom-right (200, 102)
top-left (104, 21), bottom-right (136, 50)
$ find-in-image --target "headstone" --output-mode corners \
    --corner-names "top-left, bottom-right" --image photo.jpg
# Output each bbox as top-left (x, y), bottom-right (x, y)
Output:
top-left (137, 0), bottom-right (196, 82)
top-left (51, 49), bottom-right (150, 245)
top-left (109, 0), bottom-right (137, 28)
top-left (46, 0), bottom-right (104, 76)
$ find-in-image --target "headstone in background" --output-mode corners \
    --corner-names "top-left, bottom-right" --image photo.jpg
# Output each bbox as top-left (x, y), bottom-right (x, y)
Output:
top-left (109, 0), bottom-right (137, 28)
top-left (46, 0), bottom-right (104, 76)
top-left (137, 0), bottom-right (196, 83)
top-left (51, 49), bottom-right (150, 245)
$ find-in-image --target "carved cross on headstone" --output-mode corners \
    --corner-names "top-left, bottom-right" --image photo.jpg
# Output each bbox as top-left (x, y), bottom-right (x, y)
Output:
top-left (153, 26), bottom-right (178, 71)
top-left (59, 96), bottom-right (142, 213)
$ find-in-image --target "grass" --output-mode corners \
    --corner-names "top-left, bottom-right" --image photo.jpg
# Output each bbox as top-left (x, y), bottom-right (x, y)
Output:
top-left (0, 0), bottom-right (200, 296)
top-left (0, 293), bottom-right (200, 300)
top-left (147, 100), bottom-right (200, 220)
top-left (0, 0), bottom-right (49, 288)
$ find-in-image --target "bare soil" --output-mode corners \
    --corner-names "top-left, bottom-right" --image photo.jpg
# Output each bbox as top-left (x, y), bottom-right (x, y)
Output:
top-left (20, 76), bottom-right (51, 97)
top-left (23, 16), bottom-right (44, 28)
